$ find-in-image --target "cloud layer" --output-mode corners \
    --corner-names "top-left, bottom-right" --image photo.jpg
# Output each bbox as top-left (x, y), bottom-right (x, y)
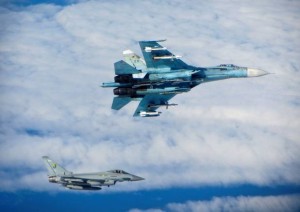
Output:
top-left (0, 0), bottom-right (299, 192)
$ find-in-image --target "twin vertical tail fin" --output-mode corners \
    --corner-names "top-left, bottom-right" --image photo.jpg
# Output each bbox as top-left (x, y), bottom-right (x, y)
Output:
top-left (114, 60), bottom-right (140, 75)
top-left (42, 156), bottom-right (72, 176)
top-left (122, 50), bottom-right (146, 71)
top-left (114, 50), bottom-right (147, 75)
top-left (110, 50), bottom-right (147, 111)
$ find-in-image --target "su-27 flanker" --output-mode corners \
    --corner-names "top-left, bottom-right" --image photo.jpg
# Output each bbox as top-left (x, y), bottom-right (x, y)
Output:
top-left (42, 156), bottom-right (144, 190)
top-left (102, 40), bottom-right (268, 117)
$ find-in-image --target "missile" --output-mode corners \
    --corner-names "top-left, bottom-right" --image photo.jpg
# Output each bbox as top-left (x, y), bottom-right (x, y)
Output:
top-left (153, 55), bottom-right (182, 60)
top-left (139, 111), bottom-right (161, 117)
top-left (66, 185), bottom-right (84, 190)
top-left (145, 46), bottom-right (167, 52)
top-left (65, 185), bottom-right (101, 190)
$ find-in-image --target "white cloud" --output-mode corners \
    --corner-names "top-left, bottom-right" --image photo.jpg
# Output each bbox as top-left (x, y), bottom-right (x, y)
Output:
top-left (0, 0), bottom-right (299, 192)
top-left (169, 195), bottom-right (300, 212)
top-left (130, 194), bottom-right (300, 212)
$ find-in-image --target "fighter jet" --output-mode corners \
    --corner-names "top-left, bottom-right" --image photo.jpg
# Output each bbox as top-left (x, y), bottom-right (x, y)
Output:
top-left (102, 40), bottom-right (268, 117)
top-left (42, 156), bottom-right (144, 190)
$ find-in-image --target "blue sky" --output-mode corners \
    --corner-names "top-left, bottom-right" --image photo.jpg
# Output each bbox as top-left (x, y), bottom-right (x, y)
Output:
top-left (0, 0), bottom-right (300, 211)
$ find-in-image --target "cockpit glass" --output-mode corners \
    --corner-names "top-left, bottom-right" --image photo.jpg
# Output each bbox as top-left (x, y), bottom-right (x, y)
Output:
top-left (220, 64), bottom-right (235, 67)
top-left (110, 170), bottom-right (128, 174)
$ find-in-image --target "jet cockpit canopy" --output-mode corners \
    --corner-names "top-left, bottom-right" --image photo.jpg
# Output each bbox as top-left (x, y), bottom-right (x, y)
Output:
top-left (219, 64), bottom-right (238, 68)
top-left (109, 170), bottom-right (129, 174)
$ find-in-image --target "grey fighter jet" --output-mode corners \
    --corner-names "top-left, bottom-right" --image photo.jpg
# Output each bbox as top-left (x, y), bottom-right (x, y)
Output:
top-left (42, 156), bottom-right (144, 190)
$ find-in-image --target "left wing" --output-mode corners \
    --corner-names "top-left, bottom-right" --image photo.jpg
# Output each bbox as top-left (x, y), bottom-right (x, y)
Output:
top-left (61, 176), bottom-right (114, 186)
top-left (60, 177), bottom-right (105, 190)
top-left (133, 93), bottom-right (176, 117)
top-left (139, 40), bottom-right (188, 69)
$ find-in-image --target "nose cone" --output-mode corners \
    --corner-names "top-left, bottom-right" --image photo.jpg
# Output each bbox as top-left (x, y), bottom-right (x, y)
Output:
top-left (131, 175), bottom-right (145, 181)
top-left (247, 68), bottom-right (269, 77)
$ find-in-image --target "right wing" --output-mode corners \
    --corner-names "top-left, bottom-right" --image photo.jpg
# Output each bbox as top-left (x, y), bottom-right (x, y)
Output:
top-left (139, 40), bottom-right (188, 69)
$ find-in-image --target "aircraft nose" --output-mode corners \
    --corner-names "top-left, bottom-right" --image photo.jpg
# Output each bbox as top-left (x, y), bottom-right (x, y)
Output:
top-left (247, 68), bottom-right (268, 77)
top-left (131, 175), bottom-right (145, 181)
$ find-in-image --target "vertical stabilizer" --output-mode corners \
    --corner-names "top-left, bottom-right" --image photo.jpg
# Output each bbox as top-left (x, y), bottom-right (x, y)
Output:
top-left (114, 60), bottom-right (140, 75)
top-left (42, 156), bottom-right (72, 176)
top-left (123, 50), bottom-right (147, 71)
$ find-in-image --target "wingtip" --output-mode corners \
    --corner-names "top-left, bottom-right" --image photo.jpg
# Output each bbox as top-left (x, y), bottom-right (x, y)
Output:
top-left (156, 39), bottom-right (167, 42)
top-left (139, 39), bottom-right (167, 43)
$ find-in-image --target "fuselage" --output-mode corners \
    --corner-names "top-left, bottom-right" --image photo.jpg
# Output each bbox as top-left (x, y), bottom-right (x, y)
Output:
top-left (102, 64), bottom-right (267, 98)
top-left (48, 170), bottom-right (144, 190)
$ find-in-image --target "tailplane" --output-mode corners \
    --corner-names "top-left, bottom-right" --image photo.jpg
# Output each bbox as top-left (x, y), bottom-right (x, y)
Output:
top-left (42, 156), bottom-right (72, 176)
top-left (111, 96), bottom-right (132, 110)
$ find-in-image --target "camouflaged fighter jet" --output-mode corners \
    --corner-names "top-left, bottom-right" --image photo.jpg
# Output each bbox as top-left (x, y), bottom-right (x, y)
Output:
top-left (42, 156), bottom-right (144, 190)
top-left (102, 40), bottom-right (268, 117)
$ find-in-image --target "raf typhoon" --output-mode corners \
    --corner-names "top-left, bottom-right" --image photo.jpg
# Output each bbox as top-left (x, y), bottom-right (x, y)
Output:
top-left (42, 156), bottom-right (144, 190)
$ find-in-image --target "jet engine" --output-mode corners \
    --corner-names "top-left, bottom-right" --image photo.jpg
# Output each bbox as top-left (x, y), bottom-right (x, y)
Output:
top-left (48, 176), bottom-right (61, 183)
top-left (113, 88), bottom-right (136, 96)
top-left (114, 74), bottom-right (133, 83)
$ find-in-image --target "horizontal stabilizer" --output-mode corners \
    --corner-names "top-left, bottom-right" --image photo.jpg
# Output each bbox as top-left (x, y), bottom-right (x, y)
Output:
top-left (112, 97), bottom-right (132, 110)
top-left (114, 60), bottom-right (140, 75)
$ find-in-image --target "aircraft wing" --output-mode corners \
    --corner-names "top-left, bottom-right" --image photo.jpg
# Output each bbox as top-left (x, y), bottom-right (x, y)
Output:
top-left (60, 176), bottom-right (107, 186)
top-left (133, 93), bottom-right (176, 117)
top-left (61, 177), bottom-right (89, 183)
top-left (60, 178), bottom-right (104, 190)
top-left (139, 40), bottom-right (188, 69)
